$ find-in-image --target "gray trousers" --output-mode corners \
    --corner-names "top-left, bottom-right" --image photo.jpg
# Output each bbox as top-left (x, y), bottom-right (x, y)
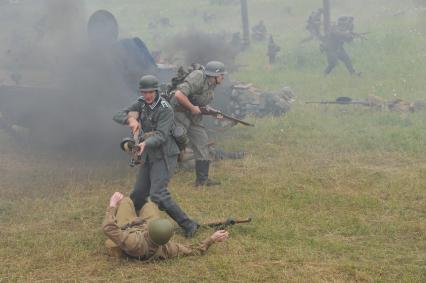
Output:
top-left (130, 156), bottom-right (178, 211)
top-left (324, 47), bottom-right (355, 75)
top-left (174, 112), bottom-right (211, 161)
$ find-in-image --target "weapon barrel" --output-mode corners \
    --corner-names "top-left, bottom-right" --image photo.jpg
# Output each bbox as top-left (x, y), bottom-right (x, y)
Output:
top-left (204, 217), bottom-right (252, 227)
top-left (306, 100), bottom-right (369, 105)
top-left (220, 112), bottom-right (255, 127)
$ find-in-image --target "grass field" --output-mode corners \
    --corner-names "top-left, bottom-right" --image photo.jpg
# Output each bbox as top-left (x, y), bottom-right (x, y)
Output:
top-left (1, 0), bottom-right (426, 282)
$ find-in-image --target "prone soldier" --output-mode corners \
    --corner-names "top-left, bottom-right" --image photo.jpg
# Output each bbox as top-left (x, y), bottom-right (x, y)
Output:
top-left (103, 192), bottom-right (229, 260)
top-left (113, 75), bottom-right (199, 237)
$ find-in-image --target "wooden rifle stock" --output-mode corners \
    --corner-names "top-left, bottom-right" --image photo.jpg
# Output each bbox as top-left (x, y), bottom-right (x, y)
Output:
top-left (199, 106), bottom-right (255, 127)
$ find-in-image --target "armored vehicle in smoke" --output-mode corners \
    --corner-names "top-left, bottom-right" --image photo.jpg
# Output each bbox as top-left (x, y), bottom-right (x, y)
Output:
top-left (0, 9), bottom-right (176, 152)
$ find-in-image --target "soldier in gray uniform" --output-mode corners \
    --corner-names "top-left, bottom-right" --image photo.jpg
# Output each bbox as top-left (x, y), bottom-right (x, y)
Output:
top-left (323, 17), bottom-right (360, 76)
top-left (113, 75), bottom-right (199, 237)
top-left (171, 61), bottom-right (226, 187)
top-left (301, 8), bottom-right (323, 43)
top-left (267, 35), bottom-right (280, 64)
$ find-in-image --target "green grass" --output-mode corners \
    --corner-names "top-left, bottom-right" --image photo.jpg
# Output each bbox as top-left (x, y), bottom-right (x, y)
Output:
top-left (1, 0), bottom-right (426, 282)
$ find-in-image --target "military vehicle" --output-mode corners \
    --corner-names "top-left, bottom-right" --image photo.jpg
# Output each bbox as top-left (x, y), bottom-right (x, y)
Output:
top-left (0, 9), bottom-right (175, 153)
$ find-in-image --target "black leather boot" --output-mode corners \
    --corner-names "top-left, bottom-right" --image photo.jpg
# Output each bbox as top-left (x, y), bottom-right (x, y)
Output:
top-left (195, 160), bottom-right (221, 187)
top-left (160, 199), bottom-right (199, 238)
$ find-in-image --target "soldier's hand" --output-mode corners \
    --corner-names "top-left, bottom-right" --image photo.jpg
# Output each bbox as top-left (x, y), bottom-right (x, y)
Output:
top-left (190, 105), bottom-right (201, 115)
top-left (210, 230), bottom-right (229, 242)
top-left (137, 141), bottom-right (146, 156)
top-left (109, 192), bottom-right (124, 208)
top-left (215, 114), bottom-right (224, 120)
top-left (128, 117), bottom-right (140, 135)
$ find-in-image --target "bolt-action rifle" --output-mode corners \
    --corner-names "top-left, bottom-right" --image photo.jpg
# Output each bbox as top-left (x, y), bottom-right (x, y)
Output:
top-left (203, 217), bottom-right (252, 230)
top-left (305, 96), bottom-right (369, 105)
top-left (351, 31), bottom-right (369, 40)
top-left (199, 105), bottom-right (255, 127)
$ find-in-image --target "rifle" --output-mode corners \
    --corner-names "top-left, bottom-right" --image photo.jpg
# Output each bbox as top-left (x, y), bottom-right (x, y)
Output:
top-left (351, 32), bottom-right (369, 40)
top-left (199, 105), bottom-right (255, 127)
top-left (305, 96), bottom-right (369, 106)
top-left (203, 217), bottom-right (252, 230)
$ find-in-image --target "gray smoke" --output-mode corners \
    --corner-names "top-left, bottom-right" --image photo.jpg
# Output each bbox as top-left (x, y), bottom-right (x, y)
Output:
top-left (0, 1), bottom-right (140, 157)
top-left (162, 31), bottom-right (238, 70)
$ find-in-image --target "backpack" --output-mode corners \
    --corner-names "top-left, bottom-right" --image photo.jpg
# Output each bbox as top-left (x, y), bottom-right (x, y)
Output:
top-left (161, 63), bottom-right (205, 102)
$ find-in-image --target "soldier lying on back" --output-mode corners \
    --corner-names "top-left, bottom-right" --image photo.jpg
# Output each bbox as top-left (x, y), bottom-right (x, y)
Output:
top-left (103, 192), bottom-right (229, 260)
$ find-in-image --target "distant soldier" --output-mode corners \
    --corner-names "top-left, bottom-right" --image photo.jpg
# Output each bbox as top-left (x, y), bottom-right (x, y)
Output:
top-left (230, 32), bottom-right (243, 52)
top-left (103, 192), bottom-right (229, 260)
top-left (252, 20), bottom-right (267, 41)
top-left (113, 75), bottom-right (199, 237)
top-left (267, 35), bottom-right (280, 64)
top-left (171, 61), bottom-right (227, 187)
top-left (323, 16), bottom-right (361, 76)
top-left (301, 8), bottom-right (323, 43)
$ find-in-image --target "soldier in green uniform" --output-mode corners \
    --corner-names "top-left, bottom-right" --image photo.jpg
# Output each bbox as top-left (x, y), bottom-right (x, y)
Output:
top-left (113, 75), bottom-right (199, 237)
top-left (323, 17), bottom-right (360, 76)
top-left (103, 192), bottom-right (229, 260)
top-left (171, 61), bottom-right (226, 187)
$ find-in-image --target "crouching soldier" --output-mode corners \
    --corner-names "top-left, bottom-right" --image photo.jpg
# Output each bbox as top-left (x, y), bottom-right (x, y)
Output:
top-left (171, 61), bottom-right (227, 187)
top-left (113, 75), bottom-right (199, 237)
top-left (103, 192), bottom-right (229, 260)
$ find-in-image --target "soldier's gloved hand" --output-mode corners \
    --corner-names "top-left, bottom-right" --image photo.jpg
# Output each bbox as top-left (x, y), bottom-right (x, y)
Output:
top-left (190, 105), bottom-right (201, 115)
top-left (127, 117), bottom-right (140, 135)
top-left (137, 141), bottom-right (146, 156)
top-left (109, 192), bottom-right (124, 208)
top-left (210, 230), bottom-right (229, 243)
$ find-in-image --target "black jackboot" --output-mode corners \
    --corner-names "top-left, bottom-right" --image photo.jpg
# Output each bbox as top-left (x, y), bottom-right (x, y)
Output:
top-left (195, 160), bottom-right (221, 187)
top-left (160, 199), bottom-right (199, 238)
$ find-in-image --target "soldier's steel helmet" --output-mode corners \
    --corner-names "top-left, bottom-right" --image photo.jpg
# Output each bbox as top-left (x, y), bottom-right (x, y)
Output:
top-left (139, 75), bottom-right (159, 91)
top-left (205, 61), bottom-right (227, 77)
top-left (148, 219), bottom-right (174, 245)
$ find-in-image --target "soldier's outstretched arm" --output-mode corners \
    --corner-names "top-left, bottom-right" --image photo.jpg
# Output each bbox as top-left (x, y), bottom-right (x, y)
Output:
top-left (113, 100), bottom-right (142, 135)
top-left (102, 193), bottom-right (149, 254)
top-left (102, 193), bottom-right (129, 247)
top-left (164, 230), bottom-right (229, 258)
top-left (113, 100), bottom-right (141, 125)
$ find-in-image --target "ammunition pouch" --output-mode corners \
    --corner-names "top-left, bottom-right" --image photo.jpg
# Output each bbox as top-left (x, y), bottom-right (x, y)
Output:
top-left (143, 131), bottom-right (156, 140)
top-left (172, 125), bottom-right (188, 151)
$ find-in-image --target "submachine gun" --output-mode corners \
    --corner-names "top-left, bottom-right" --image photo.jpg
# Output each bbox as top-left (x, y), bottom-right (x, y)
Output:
top-left (200, 105), bottom-right (255, 127)
top-left (203, 217), bottom-right (252, 230)
top-left (120, 133), bottom-right (142, 167)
